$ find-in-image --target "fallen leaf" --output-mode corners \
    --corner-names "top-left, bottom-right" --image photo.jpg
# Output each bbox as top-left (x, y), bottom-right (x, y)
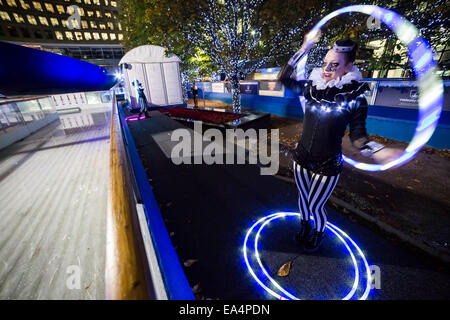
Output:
top-left (169, 232), bottom-right (175, 237)
top-left (192, 284), bottom-right (201, 294)
top-left (406, 186), bottom-right (413, 190)
top-left (277, 261), bottom-right (291, 277)
top-left (183, 259), bottom-right (199, 267)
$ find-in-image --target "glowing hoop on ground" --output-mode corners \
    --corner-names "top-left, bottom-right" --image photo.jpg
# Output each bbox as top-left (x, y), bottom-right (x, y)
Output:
top-left (295, 5), bottom-right (444, 171)
top-left (243, 212), bottom-right (372, 300)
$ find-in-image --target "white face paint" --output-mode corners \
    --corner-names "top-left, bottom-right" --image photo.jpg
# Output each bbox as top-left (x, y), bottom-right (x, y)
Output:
top-left (322, 49), bottom-right (353, 82)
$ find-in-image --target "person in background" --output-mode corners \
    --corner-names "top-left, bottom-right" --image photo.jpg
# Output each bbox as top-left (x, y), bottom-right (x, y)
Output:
top-left (133, 80), bottom-right (151, 119)
top-left (192, 81), bottom-right (199, 108)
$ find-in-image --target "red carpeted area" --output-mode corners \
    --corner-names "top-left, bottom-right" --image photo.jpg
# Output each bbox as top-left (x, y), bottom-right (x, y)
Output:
top-left (159, 107), bottom-right (244, 125)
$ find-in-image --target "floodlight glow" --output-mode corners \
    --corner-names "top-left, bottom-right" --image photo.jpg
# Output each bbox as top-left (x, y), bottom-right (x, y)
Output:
top-left (295, 5), bottom-right (444, 172)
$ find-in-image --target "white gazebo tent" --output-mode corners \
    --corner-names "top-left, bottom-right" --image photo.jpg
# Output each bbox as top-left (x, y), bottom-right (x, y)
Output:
top-left (119, 45), bottom-right (184, 108)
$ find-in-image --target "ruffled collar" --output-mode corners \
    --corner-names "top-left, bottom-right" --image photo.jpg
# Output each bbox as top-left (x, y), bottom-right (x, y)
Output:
top-left (308, 65), bottom-right (363, 90)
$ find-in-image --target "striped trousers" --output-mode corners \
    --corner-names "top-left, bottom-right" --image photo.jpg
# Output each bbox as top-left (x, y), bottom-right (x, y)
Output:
top-left (293, 161), bottom-right (340, 232)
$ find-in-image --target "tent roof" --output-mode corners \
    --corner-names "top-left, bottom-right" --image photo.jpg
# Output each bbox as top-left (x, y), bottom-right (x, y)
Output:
top-left (119, 45), bottom-right (181, 64)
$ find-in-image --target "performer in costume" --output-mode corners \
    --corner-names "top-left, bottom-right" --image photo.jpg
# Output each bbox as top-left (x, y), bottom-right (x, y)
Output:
top-left (133, 80), bottom-right (151, 119)
top-left (279, 32), bottom-right (402, 252)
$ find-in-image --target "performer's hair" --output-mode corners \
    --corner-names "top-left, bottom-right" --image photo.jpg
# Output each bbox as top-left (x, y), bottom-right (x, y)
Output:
top-left (335, 39), bottom-right (358, 64)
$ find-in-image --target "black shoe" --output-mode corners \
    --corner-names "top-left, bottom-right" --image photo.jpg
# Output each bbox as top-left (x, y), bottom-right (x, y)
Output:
top-left (294, 220), bottom-right (312, 245)
top-left (303, 230), bottom-right (326, 253)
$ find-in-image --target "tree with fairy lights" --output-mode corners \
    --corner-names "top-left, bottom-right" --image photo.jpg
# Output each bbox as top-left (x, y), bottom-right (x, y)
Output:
top-left (186, 0), bottom-right (324, 112)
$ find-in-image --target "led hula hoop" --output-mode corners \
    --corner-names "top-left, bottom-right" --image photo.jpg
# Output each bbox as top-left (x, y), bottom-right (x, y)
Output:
top-left (243, 212), bottom-right (372, 300)
top-left (296, 5), bottom-right (444, 172)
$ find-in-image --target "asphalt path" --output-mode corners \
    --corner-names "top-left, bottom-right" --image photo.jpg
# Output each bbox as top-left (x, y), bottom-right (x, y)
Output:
top-left (128, 111), bottom-right (450, 300)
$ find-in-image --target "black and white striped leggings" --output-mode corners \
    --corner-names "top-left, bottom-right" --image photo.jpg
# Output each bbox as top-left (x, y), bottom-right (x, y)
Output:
top-left (293, 161), bottom-right (340, 232)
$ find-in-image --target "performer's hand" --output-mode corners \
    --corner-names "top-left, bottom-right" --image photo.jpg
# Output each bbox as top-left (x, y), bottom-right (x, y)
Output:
top-left (371, 147), bottom-right (403, 164)
top-left (301, 30), bottom-right (322, 51)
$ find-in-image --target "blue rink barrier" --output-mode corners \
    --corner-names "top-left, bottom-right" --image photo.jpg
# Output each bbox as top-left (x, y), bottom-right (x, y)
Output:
top-left (118, 103), bottom-right (195, 300)
top-left (202, 91), bottom-right (450, 150)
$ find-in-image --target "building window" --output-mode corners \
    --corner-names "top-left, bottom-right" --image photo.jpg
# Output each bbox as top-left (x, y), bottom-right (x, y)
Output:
top-left (93, 0), bottom-right (100, 4)
top-left (93, 32), bottom-right (100, 40)
top-left (70, 19), bottom-right (80, 29)
top-left (13, 12), bottom-right (25, 23)
top-left (19, 0), bottom-right (30, 9)
top-left (84, 32), bottom-right (91, 40)
top-left (87, 10), bottom-right (94, 17)
top-left (7, 26), bottom-right (19, 37)
top-left (65, 31), bottom-right (73, 40)
top-left (56, 4), bottom-right (64, 14)
top-left (81, 20), bottom-right (88, 28)
top-left (110, 33), bottom-right (116, 40)
top-left (107, 22), bottom-right (114, 30)
top-left (6, 0), bottom-right (17, 7)
top-left (78, 7), bottom-right (84, 16)
top-left (44, 3), bottom-right (54, 13)
top-left (104, 12), bottom-right (111, 18)
top-left (96, 10), bottom-right (101, 18)
top-left (118, 33), bottom-right (123, 40)
top-left (101, 32), bottom-right (108, 40)
top-left (50, 17), bottom-right (58, 26)
top-left (38, 16), bottom-right (49, 26)
top-left (61, 19), bottom-right (67, 27)
top-left (84, 0), bottom-right (91, 4)
top-left (20, 27), bottom-right (31, 37)
top-left (74, 31), bottom-right (83, 40)
top-left (104, 0), bottom-right (108, 5)
top-left (55, 31), bottom-right (63, 40)
top-left (0, 11), bottom-right (11, 21)
top-left (111, 1), bottom-right (116, 7)
top-left (26, 14), bottom-right (37, 25)
top-left (117, 22), bottom-right (122, 30)
top-left (99, 23), bottom-right (106, 30)
top-left (90, 21), bottom-right (97, 28)
top-left (32, 1), bottom-right (42, 11)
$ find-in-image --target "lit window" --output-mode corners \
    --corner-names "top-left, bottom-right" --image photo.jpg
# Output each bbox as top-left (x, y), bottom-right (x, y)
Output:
top-left (110, 33), bottom-right (116, 40)
top-left (104, 0), bottom-right (109, 5)
top-left (56, 4), bottom-right (64, 14)
top-left (93, 32), bottom-right (100, 40)
top-left (93, 0), bottom-right (100, 4)
top-left (32, 1), bottom-right (42, 11)
top-left (90, 21), bottom-right (97, 28)
top-left (13, 12), bottom-right (25, 23)
top-left (55, 31), bottom-right (63, 40)
top-left (19, 0), bottom-right (30, 9)
top-left (118, 33), bottom-right (123, 40)
top-left (26, 14), bottom-right (37, 24)
top-left (96, 10), bottom-right (101, 18)
top-left (0, 11), bottom-right (11, 21)
top-left (107, 22), bottom-right (114, 30)
top-left (78, 7), bottom-right (84, 16)
top-left (44, 3), bottom-right (54, 13)
top-left (65, 31), bottom-right (73, 40)
top-left (6, 0), bottom-right (17, 7)
top-left (105, 12), bottom-right (111, 18)
top-left (38, 16), bottom-right (48, 26)
top-left (81, 20), bottom-right (88, 28)
top-left (117, 22), bottom-right (122, 31)
top-left (87, 10), bottom-right (94, 17)
top-left (61, 19), bottom-right (67, 27)
top-left (74, 31), bottom-right (83, 40)
top-left (84, 0), bottom-right (91, 4)
top-left (101, 32), bottom-right (108, 40)
top-left (84, 32), bottom-right (92, 40)
top-left (111, 1), bottom-right (116, 7)
top-left (50, 17), bottom-right (58, 26)
top-left (99, 23), bottom-right (106, 30)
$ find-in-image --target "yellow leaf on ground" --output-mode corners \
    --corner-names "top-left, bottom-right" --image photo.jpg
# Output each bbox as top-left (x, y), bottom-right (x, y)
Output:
top-left (277, 261), bottom-right (291, 277)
